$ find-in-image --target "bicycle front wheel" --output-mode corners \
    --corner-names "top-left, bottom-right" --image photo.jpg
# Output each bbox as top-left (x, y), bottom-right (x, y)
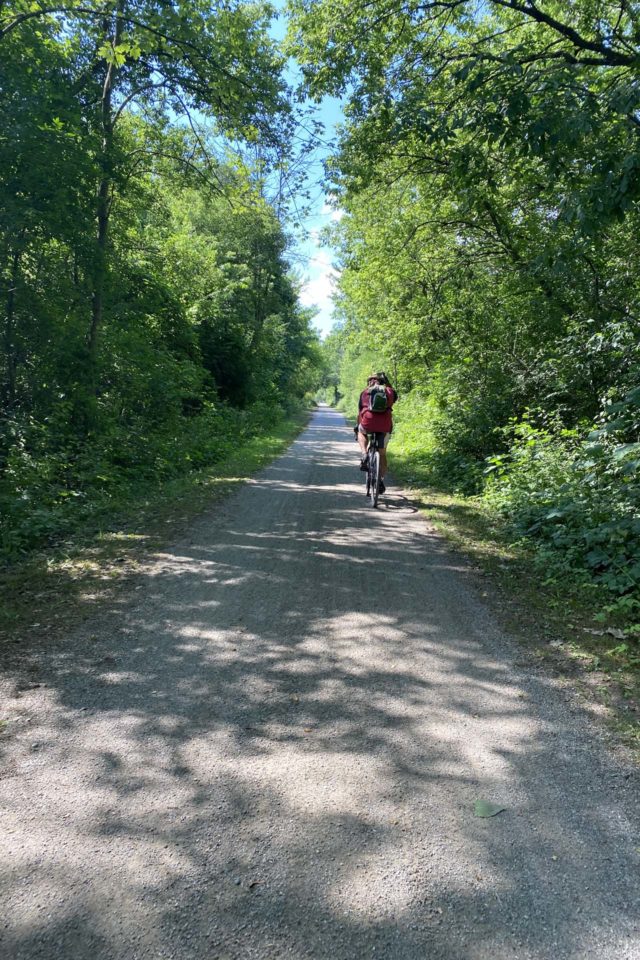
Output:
top-left (369, 450), bottom-right (380, 507)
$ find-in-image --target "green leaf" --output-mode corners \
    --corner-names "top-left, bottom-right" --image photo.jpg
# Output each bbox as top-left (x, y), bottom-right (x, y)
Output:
top-left (474, 800), bottom-right (506, 818)
top-left (612, 442), bottom-right (640, 461)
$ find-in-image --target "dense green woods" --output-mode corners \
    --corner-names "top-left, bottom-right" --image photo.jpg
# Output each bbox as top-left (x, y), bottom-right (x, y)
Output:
top-left (0, 1), bottom-right (321, 554)
top-left (289, 0), bottom-right (640, 626)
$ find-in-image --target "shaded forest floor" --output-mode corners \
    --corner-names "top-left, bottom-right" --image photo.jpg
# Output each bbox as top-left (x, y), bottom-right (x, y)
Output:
top-left (389, 458), bottom-right (640, 758)
top-left (0, 409), bottom-right (310, 656)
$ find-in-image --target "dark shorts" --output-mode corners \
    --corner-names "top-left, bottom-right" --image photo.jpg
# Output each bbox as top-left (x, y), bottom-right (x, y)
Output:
top-left (359, 425), bottom-right (388, 448)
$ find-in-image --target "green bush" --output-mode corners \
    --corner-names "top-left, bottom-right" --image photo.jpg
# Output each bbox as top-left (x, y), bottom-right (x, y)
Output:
top-left (0, 401), bottom-right (285, 557)
top-left (483, 387), bottom-right (640, 624)
top-left (390, 385), bottom-right (487, 494)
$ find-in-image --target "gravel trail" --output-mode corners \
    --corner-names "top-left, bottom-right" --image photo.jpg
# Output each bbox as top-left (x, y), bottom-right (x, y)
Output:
top-left (1, 405), bottom-right (639, 959)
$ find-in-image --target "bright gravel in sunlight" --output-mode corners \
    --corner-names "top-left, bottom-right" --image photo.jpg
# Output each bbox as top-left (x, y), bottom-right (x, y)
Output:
top-left (1, 407), bottom-right (639, 959)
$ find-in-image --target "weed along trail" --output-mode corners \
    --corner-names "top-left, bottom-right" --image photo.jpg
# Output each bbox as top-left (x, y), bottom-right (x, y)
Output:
top-left (2, 405), bottom-right (639, 960)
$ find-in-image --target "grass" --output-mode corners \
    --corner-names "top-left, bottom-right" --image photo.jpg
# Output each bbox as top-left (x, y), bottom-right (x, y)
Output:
top-left (0, 408), bottom-right (310, 649)
top-left (389, 450), bottom-right (640, 755)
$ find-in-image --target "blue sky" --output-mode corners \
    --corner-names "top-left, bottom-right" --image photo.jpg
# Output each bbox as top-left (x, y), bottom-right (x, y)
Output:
top-left (271, 4), bottom-right (344, 339)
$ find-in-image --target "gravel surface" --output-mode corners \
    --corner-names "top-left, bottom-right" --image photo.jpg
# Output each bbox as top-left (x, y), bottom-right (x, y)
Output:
top-left (1, 405), bottom-right (639, 960)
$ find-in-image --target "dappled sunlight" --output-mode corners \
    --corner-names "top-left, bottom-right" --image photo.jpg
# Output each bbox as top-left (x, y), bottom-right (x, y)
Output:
top-left (99, 532), bottom-right (151, 543)
top-left (1, 408), bottom-right (638, 959)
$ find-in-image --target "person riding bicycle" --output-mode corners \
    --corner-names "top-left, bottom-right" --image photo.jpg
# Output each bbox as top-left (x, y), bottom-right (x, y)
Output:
top-left (355, 371), bottom-right (397, 493)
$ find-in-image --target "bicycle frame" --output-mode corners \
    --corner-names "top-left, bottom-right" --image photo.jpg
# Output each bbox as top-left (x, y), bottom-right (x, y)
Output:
top-left (365, 433), bottom-right (382, 507)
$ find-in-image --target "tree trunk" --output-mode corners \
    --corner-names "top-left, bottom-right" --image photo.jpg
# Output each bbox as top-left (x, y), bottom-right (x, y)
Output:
top-left (3, 247), bottom-right (21, 410)
top-left (88, 168), bottom-right (111, 367)
top-left (87, 3), bottom-right (124, 379)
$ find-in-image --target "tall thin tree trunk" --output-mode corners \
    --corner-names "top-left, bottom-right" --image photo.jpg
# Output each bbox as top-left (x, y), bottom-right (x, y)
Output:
top-left (3, 247), bottom-right (21, 410)
top-left (87, 3), bottom-right (123, 378)
top-left (88, 168), bottom-right (111, 366)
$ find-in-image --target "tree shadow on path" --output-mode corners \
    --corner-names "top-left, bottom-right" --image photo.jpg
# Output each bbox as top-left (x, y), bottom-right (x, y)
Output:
top-left (2, 408), bottom-right (639, 960)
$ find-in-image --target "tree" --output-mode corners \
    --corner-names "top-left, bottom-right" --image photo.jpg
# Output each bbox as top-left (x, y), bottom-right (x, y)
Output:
top-left (287, 0), bottom-right (640, 222)
top-left (2, 1), bottom-right (290, 425)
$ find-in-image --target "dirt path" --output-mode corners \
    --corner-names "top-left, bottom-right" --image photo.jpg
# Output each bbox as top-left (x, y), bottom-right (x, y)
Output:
top-left (2, 406), bottom-right (639, 960)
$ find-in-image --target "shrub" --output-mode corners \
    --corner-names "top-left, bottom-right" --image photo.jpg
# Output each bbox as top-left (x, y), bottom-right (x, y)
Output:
top-left (483, 386), bottom-right (640, 623)
top-left (0, 401), bottom-right (287, 558)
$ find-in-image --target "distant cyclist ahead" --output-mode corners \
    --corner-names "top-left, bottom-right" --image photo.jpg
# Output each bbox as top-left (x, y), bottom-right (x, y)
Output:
top-left (355, 371), bottom-right (398, 494)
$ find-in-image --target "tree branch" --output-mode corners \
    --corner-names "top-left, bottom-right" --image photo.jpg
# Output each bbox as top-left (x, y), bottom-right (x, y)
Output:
top-left (488, 0), bottom-right (636, 66)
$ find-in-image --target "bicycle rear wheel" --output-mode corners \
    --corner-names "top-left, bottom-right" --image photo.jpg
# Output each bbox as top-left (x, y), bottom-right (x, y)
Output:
top-left (369, 449), bottom-right (380, 507)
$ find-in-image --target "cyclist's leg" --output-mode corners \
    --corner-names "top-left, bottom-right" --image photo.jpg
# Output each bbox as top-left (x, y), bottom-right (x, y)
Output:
top-left (357, 425), bottom-right (369, 462)
top-left (378, 433), bottom-right (388, 477)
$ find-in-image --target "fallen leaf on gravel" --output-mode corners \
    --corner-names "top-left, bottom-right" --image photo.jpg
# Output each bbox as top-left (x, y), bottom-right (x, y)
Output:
top-left (303, 727), bottom-right (313, 734)
top-left (289, 695), bottom-right (300, 703)
top-left (474, 800), bottom-right (506, 818)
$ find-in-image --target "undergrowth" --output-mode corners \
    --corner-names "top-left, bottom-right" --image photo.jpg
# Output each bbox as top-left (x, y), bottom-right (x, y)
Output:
top-left (390, 383), bottom-right (640, 637)
top-left (0, 401), bottom-right (294, 559)
top-left (483, 387), bottom-right (640, 635)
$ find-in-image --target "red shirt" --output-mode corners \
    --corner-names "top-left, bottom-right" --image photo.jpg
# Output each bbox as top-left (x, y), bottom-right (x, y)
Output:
top-left (358, 386), bottom-right (395, 433)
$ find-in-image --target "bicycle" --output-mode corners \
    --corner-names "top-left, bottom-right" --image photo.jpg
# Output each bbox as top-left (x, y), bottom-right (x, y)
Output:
top-left (364, 432), bottom-right (383, 507)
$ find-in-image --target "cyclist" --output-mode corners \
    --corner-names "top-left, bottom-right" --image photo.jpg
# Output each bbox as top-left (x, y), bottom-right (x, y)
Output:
top-left (355, 372), bottom-right (398, 494)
